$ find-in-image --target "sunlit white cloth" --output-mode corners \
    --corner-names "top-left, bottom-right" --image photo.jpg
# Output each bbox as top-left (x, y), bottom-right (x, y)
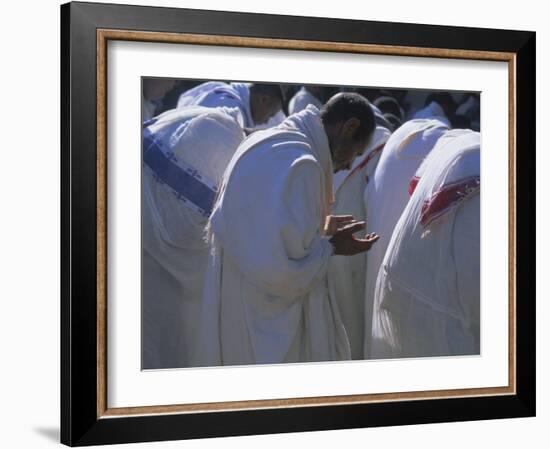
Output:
top-left (177, 81), bottom-right (255, 128)
top-left (252, 110), bottom-right (287, 130)
top-left (194, 105), bottom-right (351, 366)
top-left (288, 87), bottom-right (323, 115)
top-left (371, 129), bottom-right (480, 359)
top-left (362, 118), bottom-right (449, 358)
top-left (456, 96), bottom-right (480, 131)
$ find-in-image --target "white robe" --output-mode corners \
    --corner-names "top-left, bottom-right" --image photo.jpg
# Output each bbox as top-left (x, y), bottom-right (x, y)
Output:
top-left (288, 87), bottom-right (323, 115)
top-left (328, 125), bottom-right (391, 359)
top-left (142, 106), bottom-right (245, 368)
top-left (371, 130), bottom-right (480, 359)
top-left (194, 105), bottom-right (351, 366)
top-left (177, 82), bottom-right (255, 128)
top-left (252, 110), bottom-right (287, 130)
top-left (362, 119), bottom-right (449, 358)
top-left (413, 101), bottom-right (450, 127)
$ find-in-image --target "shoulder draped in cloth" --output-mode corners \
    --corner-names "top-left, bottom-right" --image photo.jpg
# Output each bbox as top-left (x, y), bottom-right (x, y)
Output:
top-left (371, 130), bottom-right (480, 359)
top-left (194, 105), bottom-right (351, 366)
top-left (362, 118), bottom-right (449, 358)
top-left (177, 81), bottom-right (255, 128)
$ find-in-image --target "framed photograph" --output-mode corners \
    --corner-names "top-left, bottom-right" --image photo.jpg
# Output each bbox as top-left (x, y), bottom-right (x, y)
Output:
top-left (61, 1), bottom-right (535, 446)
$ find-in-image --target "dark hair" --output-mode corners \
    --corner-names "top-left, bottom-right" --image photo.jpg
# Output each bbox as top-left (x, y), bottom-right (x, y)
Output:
top-left (320, 92), bottom-right (375, 143)
top-left (451, 114), bottom-right (472, 130)
top-left (425, 92), bottom-right (456, 116)
top-left (383, 113), bottom-right (403, 132)
top-left (250, 83), bottom-right (285, 103)
top-left (353, 87), bottom-right (384, 103)
top-left (374, 95), bottom-right (403, 120)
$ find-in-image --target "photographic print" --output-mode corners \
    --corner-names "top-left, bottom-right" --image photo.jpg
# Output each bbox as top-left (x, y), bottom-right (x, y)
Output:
top-left (141, 78), bottom-right (481, 369)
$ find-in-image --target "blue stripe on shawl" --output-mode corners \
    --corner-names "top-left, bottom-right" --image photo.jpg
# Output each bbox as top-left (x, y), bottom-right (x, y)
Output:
top-left (143, 128), bottom-right (217, 216)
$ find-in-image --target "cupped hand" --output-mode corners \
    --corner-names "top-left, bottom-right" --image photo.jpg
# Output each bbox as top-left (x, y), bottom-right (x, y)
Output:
top-left (329, 223), bottom-right (380, 255)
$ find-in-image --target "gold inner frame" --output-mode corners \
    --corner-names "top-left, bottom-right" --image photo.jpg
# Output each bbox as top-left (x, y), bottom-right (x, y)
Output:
top-left (96, 28), bottom-right (517, 419)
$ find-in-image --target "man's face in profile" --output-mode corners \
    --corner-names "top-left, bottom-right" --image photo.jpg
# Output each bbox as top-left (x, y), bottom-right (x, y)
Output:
top-left (330, 120), bottom-right (369, 172)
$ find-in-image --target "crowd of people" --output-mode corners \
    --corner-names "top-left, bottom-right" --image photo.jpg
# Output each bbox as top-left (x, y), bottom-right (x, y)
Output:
top-left (141, 78), bottom-right (481, 369)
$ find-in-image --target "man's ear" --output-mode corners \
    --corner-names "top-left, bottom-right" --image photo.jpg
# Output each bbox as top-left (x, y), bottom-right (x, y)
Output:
top-left (341, 117), bottom-right (360, 138)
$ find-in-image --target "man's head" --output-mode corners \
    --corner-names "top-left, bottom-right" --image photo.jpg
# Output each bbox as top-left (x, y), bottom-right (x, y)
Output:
top-left (320, 93), bottom-right (375, 173)
top-left (143, 78), bottom-right (176, 101)
top-left (249, 83), bottom-right (284, 125)
top-left (373, 95), bottom-right (403, 121)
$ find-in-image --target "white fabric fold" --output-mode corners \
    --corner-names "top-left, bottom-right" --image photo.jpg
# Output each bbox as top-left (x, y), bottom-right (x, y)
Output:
top-left (177, 81), bottom-right (254, 128)
top-left (362, 118), bottom-right (449, 358)
top-left (412, 101), bottom-right (450, 126)
top-left (288, 87), bottom-right (323, 115)
top-left (142, 106), bottom-right (244, 368)
top-left (194, 105), bottom-right (351, 366)
top-left (327, 125), bottom-right (391, 359)
top-left (371, 130), bottom-right (480, 359)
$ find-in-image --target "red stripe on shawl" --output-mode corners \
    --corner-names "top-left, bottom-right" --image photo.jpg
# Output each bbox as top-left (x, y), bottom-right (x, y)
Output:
top-left (420, 176), bottom-right (480, 227)
top-left (344, 142), bottom-right (386, 183)
top-left (408, 176), bottom-right (420, 196)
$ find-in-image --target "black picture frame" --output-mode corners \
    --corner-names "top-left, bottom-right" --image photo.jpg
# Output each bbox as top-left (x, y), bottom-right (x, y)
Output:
top-left (61, 1), bottom-right (536, 446)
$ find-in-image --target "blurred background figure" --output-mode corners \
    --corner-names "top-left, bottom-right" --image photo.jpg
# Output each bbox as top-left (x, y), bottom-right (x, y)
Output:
top-left (373, 96), bottom-right (405, 122)
top-left (288, 85), bottom-right (324, 114)
top-left (176, 81), bottom-right (283, 130)
top-left (412, 92), bottom-right (456, 126)
top-left (142, 78), bottom-right (177, 121)
top-left (456, 93), bottom-right (480, 131)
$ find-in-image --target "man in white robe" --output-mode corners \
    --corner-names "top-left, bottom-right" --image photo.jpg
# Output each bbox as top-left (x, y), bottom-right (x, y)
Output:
top-left (362, 118), bottom-right (449, 358)
top-left (177, 81), bottom-right (283, 130)
top-left (195, 94), bottom-right (379, 367)
top-left (328, 123), bottom-right (391, 359)
top-left (371, 130), bottom-right (480, 358)
top-left (252, 110), bottom-right (287, 130)
top-left (142, 106), bottom-right (245, 369)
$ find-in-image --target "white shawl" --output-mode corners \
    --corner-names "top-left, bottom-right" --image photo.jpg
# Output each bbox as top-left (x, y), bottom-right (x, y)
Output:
top-left (362, 118), bottom-right (449, 357)
top-left (177, 81), bottom-right (254, 128)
